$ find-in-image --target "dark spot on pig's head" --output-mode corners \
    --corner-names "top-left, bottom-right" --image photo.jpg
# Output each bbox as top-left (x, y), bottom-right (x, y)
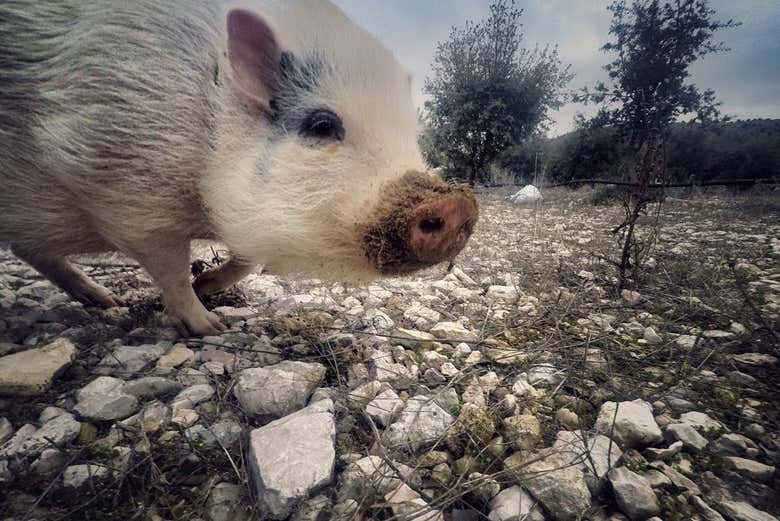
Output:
top-left (358, 171), bottom-right (478, 274)
top-left (269, 52), bottom-right (329, 132)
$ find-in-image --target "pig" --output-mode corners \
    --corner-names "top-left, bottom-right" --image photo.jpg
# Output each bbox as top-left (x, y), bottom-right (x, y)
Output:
top-left (0, 0), bottom-right (478, 335)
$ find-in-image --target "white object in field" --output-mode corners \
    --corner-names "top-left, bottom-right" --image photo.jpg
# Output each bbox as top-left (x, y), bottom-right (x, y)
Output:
top-left (510, 185), bottom-right (543, 205)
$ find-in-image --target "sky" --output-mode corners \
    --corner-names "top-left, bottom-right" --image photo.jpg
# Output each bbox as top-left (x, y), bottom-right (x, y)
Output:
top-left (332, 0), bottom-right (780, 136)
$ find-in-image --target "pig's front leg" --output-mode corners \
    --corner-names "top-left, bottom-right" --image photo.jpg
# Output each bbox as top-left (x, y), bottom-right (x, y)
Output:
top-left (193, 257), bottom-right (257, 296)
top-left (133, 239), bottom-right (226, 336)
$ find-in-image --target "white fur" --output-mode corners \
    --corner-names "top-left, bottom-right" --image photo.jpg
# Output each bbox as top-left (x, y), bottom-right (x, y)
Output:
top-left (204, 0), bottom-right (426, 277)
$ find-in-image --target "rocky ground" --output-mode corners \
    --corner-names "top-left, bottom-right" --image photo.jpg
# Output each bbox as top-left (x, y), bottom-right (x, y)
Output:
top-left (0, 187), bottom-right (778, 521)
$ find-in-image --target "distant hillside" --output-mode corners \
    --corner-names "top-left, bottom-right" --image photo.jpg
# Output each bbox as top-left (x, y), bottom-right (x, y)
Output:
top-left (501, 119), bottom-right (780, 184)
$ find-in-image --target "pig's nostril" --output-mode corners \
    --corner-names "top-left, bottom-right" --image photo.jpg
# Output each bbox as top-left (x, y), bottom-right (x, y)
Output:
top-left (419, 217), bottom-right (445, 234)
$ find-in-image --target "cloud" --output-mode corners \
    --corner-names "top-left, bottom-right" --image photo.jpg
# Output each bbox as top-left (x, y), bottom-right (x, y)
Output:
top-left (332, 0), bottom-right (779, 136)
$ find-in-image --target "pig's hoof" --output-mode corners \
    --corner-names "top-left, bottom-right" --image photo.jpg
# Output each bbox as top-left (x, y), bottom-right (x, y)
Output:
top-left (172, 309), bottom-right (227, 337)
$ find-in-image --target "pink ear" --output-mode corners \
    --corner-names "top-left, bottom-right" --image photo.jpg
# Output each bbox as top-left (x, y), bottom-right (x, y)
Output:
top-left (226, 8), bottom-right (281, 105)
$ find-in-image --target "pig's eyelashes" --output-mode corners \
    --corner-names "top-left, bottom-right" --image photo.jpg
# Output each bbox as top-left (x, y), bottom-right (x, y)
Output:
top-left (300, 108), bottom-right (345, 142)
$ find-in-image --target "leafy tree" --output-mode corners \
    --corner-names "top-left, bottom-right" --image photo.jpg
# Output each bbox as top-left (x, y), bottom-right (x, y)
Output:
top-left (423, 0), bottom-right (571, 184)
top-left (579, 0), bottom-right (738, 143)
top-left (576, 0), bottom-right (738, 288)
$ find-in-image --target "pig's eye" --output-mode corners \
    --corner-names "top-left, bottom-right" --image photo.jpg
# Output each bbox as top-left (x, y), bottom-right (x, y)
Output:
top-left (300, 108), bottom-right (345, 142)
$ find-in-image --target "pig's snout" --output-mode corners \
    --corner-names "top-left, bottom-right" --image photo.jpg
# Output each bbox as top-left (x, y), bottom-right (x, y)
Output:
top-left (359, 171), bottom-right (479, 274)
top-left (408, 194), bottom-right (477, 264)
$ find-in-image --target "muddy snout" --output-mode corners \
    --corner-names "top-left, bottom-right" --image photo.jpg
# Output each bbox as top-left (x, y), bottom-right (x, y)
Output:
top-left (360, 171), bottom-right (479, 274)
top-left (408, 194), bottom-right (477, 263)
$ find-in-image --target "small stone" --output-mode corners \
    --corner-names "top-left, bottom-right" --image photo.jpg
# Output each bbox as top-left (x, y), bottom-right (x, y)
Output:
top-left (464, 351), bottom-right (483, 365)
top-left (621, 290), bottom-right (641, 305)
top-left (462, 384), bottom-right (487, 407)
top-left (674, 455), bottom-right (695, 476)
top-left (702, 330), bottom-right (733, 339)
top-left (484, 347), bottom-right (528, 366)
top-left (690, 496), bottom-right (726, 521)
top-left (206, 482), bottom-right (249, 521)
top-left (176, 368), bottom-right (210, 386)
top-left (403, 303), bottom-right (442, 329)
top-left (0, 413), bottom-right (81, 459)
top-left (123, 376), bottom-right (182, 399)
top-left (664, 423), bottom-right (708, 452)
top-left (502, 415), bottom-right (540, 451)
top-left (31, 448), bottom-right (68, 477)
top-left (310, 387), bottom-right (335, 404)
top-left (645, 441), bottom-right (683, 461)
top-left (432, 387), bottom-right (460, 415)
top-left (553, 431), bottom-right (623, 481)
top-left (469, 472), bottom-right (501, 502)
top-left (678, 411), bottom-right (722, 433)
top-left (722, 457), bottom-right (775, 483)
top-left (385, 483), bottom-right (443, 521)
top-left (74, 377), bottom-right (138, 421)
top-left (171, 408), bottom-right (199, 428)
top-left (139, 401), bottom-right (170, 434)
top-left (0, 338), bottom-right (77, 396)
top-left (201, 361), bottom-right (225, 376)
top-left (95, 343), bottom-right (167, 376)
top-left (172, 383), bottom-right (215, 409)
top-left (447, 403), bottom-right (496, 453)
top-left (711, 433), bottom-right (758, 457)
top-left (727, 371), bottom-right (757, 386)
top-left (365, 389), bottom-right (404, 427)
top-left (608, 467), bottom-right (660, 520)
top-left (394, 328), bottom-right (437, 348)
top-left (730, 322), bottom-right (747, 335)
top-left (347, 380), bottom-right (385, 408)
top-left (717, 500), bottom-right (778, 521)
top-left (186, 421), bottom-right (242, 449)
top-left (511, 375), bottom-right (539, 398)
top-left (667, 398), bottom-right (697, 413)
top-left (424, 368), bottom-right (445, 384)
top-left (454, 343), bottom-right (472, 358)
top-left (234, 361), bottom-right (325, 420)
top-left (440, 362), bottom-right (459, 377)
top-left (431, 462), bottom-right (451, 485)
top-left (418, 451), bottom-right (450, 468)
top-left (733, 353), bottom-right (777, 367)
top-left (383, 395), bottom-right (455, 452)
top-left (595, 400), bottom-right (663, 448)
top-left (367, 348), bottom-right (415, 388)
top-left (0, 417), bottom-right (12, 444)
top-left (641, 470), bottom-right (672, 489)
top-left (247, 399), bottom-right (335, 520)
top-left (505, 450), bottom-right (591, 521)
top-left (486, 285), bottom-right (519, 303)
top-left (648, 461), bottom-right (700, 495)
top-left (488, 485), bottom-right (544, 521)
top-left (643, 327), bottom-right (663, 345)
top-left (337, 455), bottom-right (401, 502)
top-left (675, 335), bottom-right (697, 348)
top-left (156, 344), bottom-right (195, 369)
top-left (213, 306), bottom-right (256, 324)
top-left (430, 321), bottom-right (478, 343)
top-left (526, 364), bottom-right (564, 386)
top-left (556, 408), bottom-right (580, 430)
top-left (62, 464), bottom-right (111, 489)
